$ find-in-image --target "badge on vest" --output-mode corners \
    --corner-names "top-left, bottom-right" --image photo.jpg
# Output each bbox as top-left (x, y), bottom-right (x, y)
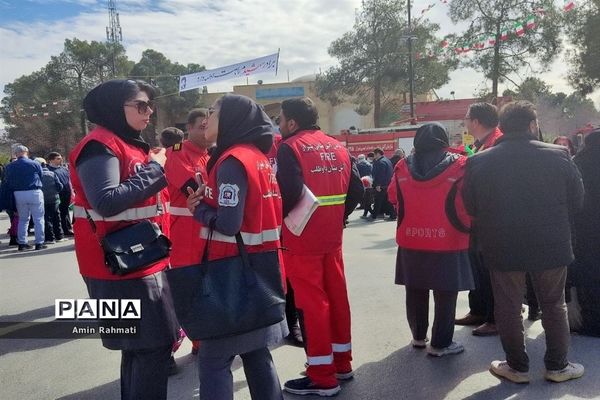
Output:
top-left (218, 183), bottom-right (240, 207)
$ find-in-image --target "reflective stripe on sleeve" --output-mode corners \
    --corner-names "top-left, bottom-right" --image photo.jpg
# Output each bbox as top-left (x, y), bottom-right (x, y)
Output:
top-left (73, 205), bottom-right (159, 222)
top-left (307, 354), bottom-right (334, 366)
top-left (316, 194), bottom-right (347, 206)
top-left (332, 343), bottom-right (352, 352)
top-left (199, 226), bottom-right (280, 245)
top-left (169, 206), bottom-right (193, 217)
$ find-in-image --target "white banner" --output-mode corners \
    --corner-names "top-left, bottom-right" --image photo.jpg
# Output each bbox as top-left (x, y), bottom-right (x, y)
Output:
top-left (179, 52), bottom-right (279, 93)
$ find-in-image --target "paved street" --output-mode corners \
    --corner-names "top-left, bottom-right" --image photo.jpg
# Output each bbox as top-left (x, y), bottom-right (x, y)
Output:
top-left (0, 211), bottom-right (599, 400)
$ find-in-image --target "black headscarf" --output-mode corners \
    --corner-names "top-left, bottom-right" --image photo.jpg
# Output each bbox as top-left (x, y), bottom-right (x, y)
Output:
top-left (83, 80), bottom-right (153, 152)
top-left (407, 122), bottom-right (453, 180)
top-left (207, 94), bottom-right (274, 173)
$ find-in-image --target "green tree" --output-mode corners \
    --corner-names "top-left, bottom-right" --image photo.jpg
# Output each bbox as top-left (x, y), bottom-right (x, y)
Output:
top-left (47, 38), bottom-right (131, 138)
top-left (449, 0), bottom-right (563, 102)
top-left (129, 49), bottom-right (205, 144)
top-left (317, 0), bottom-right (456, 127)
top-left (1, 38), bottom-right (132, 155)
top-left (565, 0), bottom-right (600, 94)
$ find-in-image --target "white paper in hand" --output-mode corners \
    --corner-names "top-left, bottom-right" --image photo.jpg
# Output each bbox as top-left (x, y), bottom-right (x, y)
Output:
top-left (284, 185), bottom-right (320, 236)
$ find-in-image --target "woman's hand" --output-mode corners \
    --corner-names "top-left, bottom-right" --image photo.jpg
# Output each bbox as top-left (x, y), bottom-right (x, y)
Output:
top-left (186, 185), bottom-right (206, 214)
top-left (149, 148), bottom-right (167, 167)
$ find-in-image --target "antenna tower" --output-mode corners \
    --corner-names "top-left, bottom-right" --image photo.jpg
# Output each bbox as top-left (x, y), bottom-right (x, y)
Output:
top-left (106, 0), bottom-right (123, 76)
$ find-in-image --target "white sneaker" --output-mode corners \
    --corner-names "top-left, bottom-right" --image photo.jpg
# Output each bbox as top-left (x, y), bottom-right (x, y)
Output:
top-left (489, 360), bottom-right (530, 383)
top-left (427, 341), bottom-right (464, 357)
top-left (545, 362), bottom-right (584, 383)
top-left (411, 338), bottom-right (428, 348)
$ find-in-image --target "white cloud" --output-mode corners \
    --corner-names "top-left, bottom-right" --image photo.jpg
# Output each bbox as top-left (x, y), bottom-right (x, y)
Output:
top-left (1, 0), bottom-right (598, 127)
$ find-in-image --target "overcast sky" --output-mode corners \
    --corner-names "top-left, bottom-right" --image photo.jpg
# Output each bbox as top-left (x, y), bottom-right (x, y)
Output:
top-left (0, 0), bottom-right (595, 128)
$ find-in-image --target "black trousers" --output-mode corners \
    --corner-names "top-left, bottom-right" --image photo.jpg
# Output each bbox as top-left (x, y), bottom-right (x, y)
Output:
top-left (406, 287), bottom-right (458, 348)
top-left (285, 279), bottom-right (299, 330)
top-left (373, 187), bottom-right (396, 218)
top-left (467, 250), bottom-right (495, 323)
top-left (44, 201), bottom-right (63, 241)
top-left (59, 191), bottom-right (73, 234)
top-left (121, 345), bottom-right (172, 400)
top-left (362, 188), bottom-right (374, 217)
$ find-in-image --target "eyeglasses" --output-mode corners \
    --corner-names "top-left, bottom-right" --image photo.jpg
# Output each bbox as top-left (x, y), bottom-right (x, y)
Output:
top-left (125, 100), bottom-right (154, 114)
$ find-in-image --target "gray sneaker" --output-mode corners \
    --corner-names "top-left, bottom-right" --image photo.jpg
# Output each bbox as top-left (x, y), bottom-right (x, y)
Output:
top-left (545, 362), bottom-right (584, 383)
top-left (411, 338), bottom-right (429, 348)
top-left (427, 341), bottom-right (464, 357)
top-left (489, 360), bottom-right (530, 384)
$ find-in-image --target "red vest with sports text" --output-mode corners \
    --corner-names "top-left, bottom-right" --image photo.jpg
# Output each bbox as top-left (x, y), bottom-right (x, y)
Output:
top-left (393, 156), bottom-right (470, 251)
top-left (165, 140), bottom-right (210, 267)
top-left (282, 130), bottom-right (350, 254)
top-left (202, 144), bottom-right (282, 261)
top-left (69, 126), bottom-right (170, 280)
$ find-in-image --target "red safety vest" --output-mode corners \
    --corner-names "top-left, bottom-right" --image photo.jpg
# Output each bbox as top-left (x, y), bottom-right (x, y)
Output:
top-left (266, 134), bottom-right (282, 172)
top-left (69, 126), bottom-right (170, 280)
top-left (391, 156), bottom-right (471, 251)
top-left (477, 127), bottom-right (503, 152)
top-left (282, 130), bottom-right (350, 254)
top-left (201, 144), bottom-right (282, 261)
top-left (165, 140), bottom-right (210, 267)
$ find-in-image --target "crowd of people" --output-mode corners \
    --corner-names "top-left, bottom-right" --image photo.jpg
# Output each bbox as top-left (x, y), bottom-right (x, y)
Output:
top-left (0, 79), bottom-right (598, 399)
top-left (0, 147), bottom-right (73, 250)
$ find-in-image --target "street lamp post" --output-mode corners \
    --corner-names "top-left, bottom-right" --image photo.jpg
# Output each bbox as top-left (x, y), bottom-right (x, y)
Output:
top-left (407, 0), bottom-right (416, 124)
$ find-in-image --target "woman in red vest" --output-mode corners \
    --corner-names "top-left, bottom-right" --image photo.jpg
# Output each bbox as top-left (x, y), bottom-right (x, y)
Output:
top-left (388, 122), bottom-right (474, 357)
top-left (186, 94), bottom-right (286, 400)
top-left (69, 80), bottom-right (178, 400)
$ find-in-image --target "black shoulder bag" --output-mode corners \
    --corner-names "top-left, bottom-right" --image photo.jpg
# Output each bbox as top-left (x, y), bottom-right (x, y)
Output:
top-left (85, 199), bottom-right (171, 276)
top-left (166, 231), bottom-right (286, 340)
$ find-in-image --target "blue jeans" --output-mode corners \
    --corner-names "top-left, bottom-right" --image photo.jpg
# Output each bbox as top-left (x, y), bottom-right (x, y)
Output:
top-left (14, 189), bottom-right (45, 245)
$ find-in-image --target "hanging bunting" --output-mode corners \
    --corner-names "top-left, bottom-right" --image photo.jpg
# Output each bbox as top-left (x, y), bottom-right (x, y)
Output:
top-left (564, 0), bottom-right (575, 12)
top-left (515, 21), bottom-right (525, 37)
top-left (488, 35), bottom-right (497, 46)
top-left (500, 28), bottom-right (510, 41)
top-left (526, 15), bottom-right (536, 30)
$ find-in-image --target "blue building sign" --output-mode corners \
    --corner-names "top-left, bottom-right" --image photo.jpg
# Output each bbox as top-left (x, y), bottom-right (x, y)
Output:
top-left (256, 86), bottom-right (305, 100)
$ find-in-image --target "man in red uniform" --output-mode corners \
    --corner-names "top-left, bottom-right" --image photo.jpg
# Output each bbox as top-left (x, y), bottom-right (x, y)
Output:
top-left (164, 108), bottom-right (212, 355)
top-left (277, 97), bottom-right (363, 397)
top-left (455, 102), bottom-right (503, 337)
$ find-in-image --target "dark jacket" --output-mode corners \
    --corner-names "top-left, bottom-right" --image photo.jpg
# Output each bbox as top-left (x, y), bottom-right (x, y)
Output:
top-left (357, 159), bottom-right (372, 177)
top-left (372, 156), bottom-right (393, 187)
top-left (572, 130), bottom-right (600, 285)
top-left (463, 135), bottom-right (584, 272)
top-left (3, 156), bottom-right (43, 192)
top-left (48, 165), bottom-right (71, 194)
top-left (40, 167), bottom-right (63, 204)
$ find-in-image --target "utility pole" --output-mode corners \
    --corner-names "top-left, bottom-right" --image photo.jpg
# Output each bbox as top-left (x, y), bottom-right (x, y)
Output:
top-left (407, 0), bottom-right (416, 124)
top-left (106, 0), bottom-right (123, 77)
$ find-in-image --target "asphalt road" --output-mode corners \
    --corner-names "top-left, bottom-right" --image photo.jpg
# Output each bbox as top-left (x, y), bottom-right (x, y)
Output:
top-left (0, 211), bottom-right (599, 400)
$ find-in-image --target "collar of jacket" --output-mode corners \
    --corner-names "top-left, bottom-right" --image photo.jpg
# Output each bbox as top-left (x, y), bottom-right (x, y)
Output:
top-left (496, 132), bottom-right (536, 143)
top-left (283, 125), bottom-right (321, 141)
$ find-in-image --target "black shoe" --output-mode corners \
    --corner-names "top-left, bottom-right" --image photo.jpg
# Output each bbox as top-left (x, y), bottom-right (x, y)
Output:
top-left (35, 244), bottom-right (48, 250)
top-left (168, 355), bottom-right (179, 376)
top-left (284, 377), bottom-right (341, 397)
top-left (285, 326), bottom-right (304, 348)
top-left (527, 310), bottom-right (542, 321)
top-left (18, 244), bottom-right (33, 251)
top-left (64, 231), bottom-right (74, 237)
top-left (9, 237), bottom-right (18, 246)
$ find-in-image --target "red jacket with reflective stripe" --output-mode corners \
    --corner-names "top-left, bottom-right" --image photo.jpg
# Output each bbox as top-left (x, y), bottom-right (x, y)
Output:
top-left (389, 156), bottom-right (471, 251)
top-left (281, 130), bottom-right (350, 254)
top-left (69, 126), bottom-right (170, 279)
top-left (165, 140), bottom-right (210, 267)
top-left (202, 144), bottom-right (282, 261)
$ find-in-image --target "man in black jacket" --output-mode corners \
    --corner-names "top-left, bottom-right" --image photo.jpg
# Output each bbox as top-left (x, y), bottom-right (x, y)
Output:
top-left (463, 101), bottom-right (585, 384)
top-left (370, 148), bottom-right (396, 221)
